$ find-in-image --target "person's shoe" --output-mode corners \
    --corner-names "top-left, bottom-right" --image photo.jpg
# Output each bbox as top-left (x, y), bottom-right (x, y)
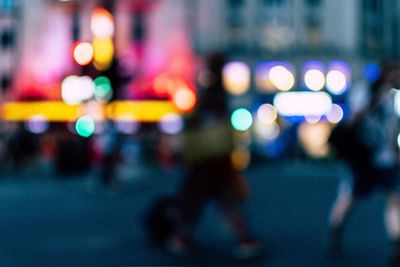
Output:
top-left (389, 241), bottom-right (400, 266)
top-left (165, 235), bottom-right (189, 256)
top-left (233, 239), bottom-right (264, 260)
top-left (328, 226), bottom-right (343, 258)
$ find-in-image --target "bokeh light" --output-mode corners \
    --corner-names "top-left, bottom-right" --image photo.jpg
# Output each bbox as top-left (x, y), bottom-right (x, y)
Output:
top-left (274, 92), bottom-right (332, 116)
top-left (94, 76), bottom-right (113, 102)
top-left (257, 104), bottom-right (278, 124)
top-left (305, 115), bottom-right (321, 124)
top-left (269, 65), bottom-right (295, 91)
top-left (364, 63), bottom-right (381, 83)
top-left (91, 8), bottom-right (114, 39)
top-left (231, 108), bottom-right (253, 132)
top-left (299, 123), bottom-right (331, 158)
top-left (231, 148), bottom-right (251, 170)
top-left (255, 62), bottom-right (275, 92)
top-left (223, 62), bottom-right (251, 96)
top-left (75, 115), bottom-right (95, 138)
top-left (62, 76), bottom-right (95, 105)
top-left (326, 70), bottom-right (347, 95)
top-left (73, 42), bottom-right (94, 66)
top-left (394, 89), bottom-right (400, 116)
top-left (25, 115), bottom-right (49, 134)
top-left (326, 104), bottom-right (344, 124)
top-left (115, 116), bottom-right (140, 135)
top-left (92, 38), bottom-right (114, 71)
top-left (158, 113), bottom-right (184, 135)
top-left (61, 76), bottom-right (80, 105)
top-left (397, 133), bottom-right (400, 149)
top-left (304, 69), bottom-right (325, 91)
top-left (79, 76), bottom-right (95, 101)
top-left (254, 120), bottom-right (280, 141)
top-left (172, 88), bottom-right (196, 112)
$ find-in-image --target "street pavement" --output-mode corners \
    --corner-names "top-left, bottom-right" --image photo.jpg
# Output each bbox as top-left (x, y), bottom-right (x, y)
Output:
top-left (0, 160), bottom-right (394, 267)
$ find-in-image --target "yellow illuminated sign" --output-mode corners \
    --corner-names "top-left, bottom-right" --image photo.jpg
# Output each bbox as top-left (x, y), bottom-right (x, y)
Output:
top-left (1, 101), bottom-right (180, 122)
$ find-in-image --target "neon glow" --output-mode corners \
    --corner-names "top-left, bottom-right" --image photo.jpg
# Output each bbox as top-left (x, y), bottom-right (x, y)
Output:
top-left (2, 101), bottom-right (182, 122)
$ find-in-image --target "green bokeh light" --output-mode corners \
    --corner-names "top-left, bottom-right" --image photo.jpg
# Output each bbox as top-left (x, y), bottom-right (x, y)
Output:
top-left (75, 115), bottom-right (95, 138)
top-left (231, 108), bottom-right (253, 131)
top-left (94, 76), bottom-right (112, 100)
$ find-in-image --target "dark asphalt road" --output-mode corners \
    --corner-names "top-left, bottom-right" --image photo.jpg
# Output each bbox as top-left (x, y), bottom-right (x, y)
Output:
top-left (0, 161), bottom-right (394, 267)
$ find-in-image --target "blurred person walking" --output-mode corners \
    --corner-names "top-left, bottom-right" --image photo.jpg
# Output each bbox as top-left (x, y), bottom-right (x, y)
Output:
top-left (165, 53), bottom-right (262, 259)
top-left (329, 63), bottom-right (400, 265)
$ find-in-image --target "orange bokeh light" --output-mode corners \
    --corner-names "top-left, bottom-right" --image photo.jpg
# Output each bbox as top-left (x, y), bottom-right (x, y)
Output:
top-left (172, 87), bottom-right (196, 112)
top-left (73, 42), bottom-right (94, 66)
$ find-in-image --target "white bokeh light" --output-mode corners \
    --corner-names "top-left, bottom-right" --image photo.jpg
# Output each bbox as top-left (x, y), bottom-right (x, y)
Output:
top-left (326, 70), bottom-right (347, 95)
top-left (326, 104), bottom-right (344, 124)
top-left (304, 69), bottom-right (325, 91)
top-left (269, 65), bottom-right (295, 91)
top-left (257, 104), bottom-right (278, 124)
top-left (222, 62), bottom-right (251, 96)
top-left (159, 113), bottom-right (184, 135)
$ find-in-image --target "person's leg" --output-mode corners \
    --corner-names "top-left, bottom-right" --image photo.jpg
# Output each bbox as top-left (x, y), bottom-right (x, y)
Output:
top-left (385, 192), bottom-right (400, 264)
top-left (218, 193), bottom-right (263, 259)
top-left (328, 178), bottom-right (355, 254)
top-left (167, 170), bottom-right (208, 254)
top-left (385, 193), bottom-right (400, 239)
